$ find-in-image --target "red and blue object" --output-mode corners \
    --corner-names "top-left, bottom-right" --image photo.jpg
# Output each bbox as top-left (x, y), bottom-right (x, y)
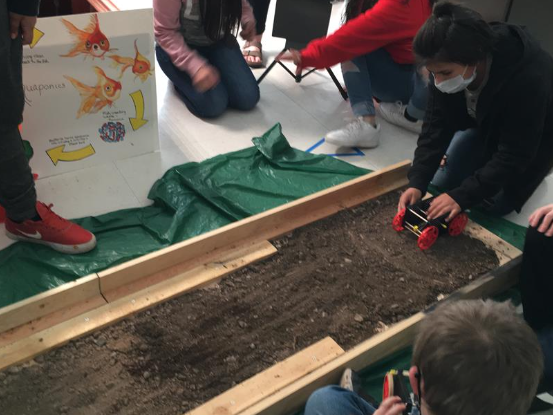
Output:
top-left (392, 197), bottom-right (469, 250)
top-left (383, 369), bottom-right (416, 415)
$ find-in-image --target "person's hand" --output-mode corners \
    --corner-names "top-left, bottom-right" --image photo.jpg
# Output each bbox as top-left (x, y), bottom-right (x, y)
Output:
top-left (427, 193), bottom-right (461, 221)
top-left (398, 188), bottom-right (423, 212)
top-left (192, 65), bottom-right (220, 93)
top-left (529, 204), bottom-right (553, 237)
top-left (374, 397), bottom-right (407, 415)
top-left (9, 13), bottom-right (37, 45)
top-left (240, 21), bottom-right (256, 42)
top-left (277, 49), bottom-right (302, 75)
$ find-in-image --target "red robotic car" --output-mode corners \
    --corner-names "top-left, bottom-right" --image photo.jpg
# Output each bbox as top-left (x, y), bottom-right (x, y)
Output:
top-left (392, 196), bottom-right (469, 250)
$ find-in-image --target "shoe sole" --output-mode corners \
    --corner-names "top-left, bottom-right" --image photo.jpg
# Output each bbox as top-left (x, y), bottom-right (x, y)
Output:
top-left (325, 136), bottom-right (380, 149)
top-left (6, 231), bottom-right (97, 254)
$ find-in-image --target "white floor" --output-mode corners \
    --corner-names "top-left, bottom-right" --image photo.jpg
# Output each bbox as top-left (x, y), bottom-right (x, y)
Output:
top-left (1, 1), bottom-right (550, 250)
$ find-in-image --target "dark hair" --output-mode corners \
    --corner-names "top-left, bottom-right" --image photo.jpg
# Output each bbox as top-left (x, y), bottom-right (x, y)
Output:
top-left (413, 300), bottom-right (543, 415)
top-left (200, 0), bottom-right (242, 42)
top-left (344, 0), bottom-right (436, 22)
top-left (413, 1), bottom-right (497, 65)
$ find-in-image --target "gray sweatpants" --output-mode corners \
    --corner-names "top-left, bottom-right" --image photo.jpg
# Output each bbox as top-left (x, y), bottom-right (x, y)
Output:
top-left (0, 0), bottom-right (37, 222)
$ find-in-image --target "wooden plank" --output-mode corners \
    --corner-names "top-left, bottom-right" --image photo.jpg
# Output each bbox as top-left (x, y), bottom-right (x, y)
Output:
top-left (98, 161), bottom-right (411, 298)
top-left (239, 258), bottom-right (521, 415)
top-left (465, 221), bottom-right (521, 265)
top-left (102, 240), bottom-right (275, 302)
top-left (187, 337), bottom-right (345, 415)
top-left (0, 241), bottom-right (276, 371)
top-left (0, 274), bottom-right (103, 335)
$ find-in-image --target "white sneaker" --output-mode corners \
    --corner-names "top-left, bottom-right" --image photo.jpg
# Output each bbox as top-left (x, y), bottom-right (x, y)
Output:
top-left (378, 102), bottom-right (423, 134)
top-left (339, 368), bottom-right (355, 391)
top-left (325, 118), bottom-right (381, 148)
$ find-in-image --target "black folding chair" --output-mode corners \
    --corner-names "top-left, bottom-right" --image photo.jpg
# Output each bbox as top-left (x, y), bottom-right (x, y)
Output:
top-left (256, 0), bottom-right (348, 101)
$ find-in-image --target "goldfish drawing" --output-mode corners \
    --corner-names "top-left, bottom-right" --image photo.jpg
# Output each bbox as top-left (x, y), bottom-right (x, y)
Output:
top-left (64, 67), bottom-right (122, 118)
top-left (109, 40), bottom-right (153, 82)
top-left (61, 14), bottom-right (115, 59)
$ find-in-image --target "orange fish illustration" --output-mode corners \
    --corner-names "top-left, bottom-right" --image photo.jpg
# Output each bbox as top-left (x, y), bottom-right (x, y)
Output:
top-left (109, 40), bottom-right (153, 82)
top-left (64, 67), bottom-right (122, 118)
top-left (61, 14), bottom-right (115, 59)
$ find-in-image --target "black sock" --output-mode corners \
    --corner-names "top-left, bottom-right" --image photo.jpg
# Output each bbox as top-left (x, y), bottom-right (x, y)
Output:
top-left (404, 108), bottom-right (418, 123)
top-left (9, 212), bottom-right (41, 223)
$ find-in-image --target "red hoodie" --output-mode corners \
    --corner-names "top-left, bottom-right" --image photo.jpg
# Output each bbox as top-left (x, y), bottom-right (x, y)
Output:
top-left (301, 0), bottom-right (432, 69)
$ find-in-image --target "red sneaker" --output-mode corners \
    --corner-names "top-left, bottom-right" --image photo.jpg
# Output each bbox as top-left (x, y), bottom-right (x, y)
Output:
top-left (5, 202), bottom-right (97, 254)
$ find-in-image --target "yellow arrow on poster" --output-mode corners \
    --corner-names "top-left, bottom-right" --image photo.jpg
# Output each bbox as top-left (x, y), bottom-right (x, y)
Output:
top-left (30, 28), bottom-right (45, 49)
top-left (129, 90), bottom-right (148, 131)
top-left (47, 144), bottom-right (95, 166)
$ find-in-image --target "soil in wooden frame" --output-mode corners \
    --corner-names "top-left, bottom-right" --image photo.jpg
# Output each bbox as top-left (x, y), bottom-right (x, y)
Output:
top-left (0, 191), bottom-right (499, 415)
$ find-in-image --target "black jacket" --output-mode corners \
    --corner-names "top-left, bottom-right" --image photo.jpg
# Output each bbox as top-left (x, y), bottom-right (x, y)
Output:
top-left (408, 23), bottom-right (553, 212)
top-left (7, 0), bottom-right (40, 16)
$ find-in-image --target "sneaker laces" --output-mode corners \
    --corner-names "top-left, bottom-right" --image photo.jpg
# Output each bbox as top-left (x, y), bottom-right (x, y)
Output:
top-left (345, 118), bottom-right (373, 133)
top-left (39, 203), bottom-right (71, 231)
top-left (389, 101), bottom-right (407, 118)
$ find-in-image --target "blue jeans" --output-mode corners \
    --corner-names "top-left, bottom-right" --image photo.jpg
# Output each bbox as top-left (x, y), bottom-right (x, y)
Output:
top-left (304, 386), bottom-right (377, 415)
top-left (431, 129), bottom-right (515, 216)
top-left (539, 327), bottom-right (553, 381)
top-left (305, 386), bottom-right (421, 415)
top-left (156, 40), bottom-right (260, 118)
top-left (342, 49), bottom-right (428, 120)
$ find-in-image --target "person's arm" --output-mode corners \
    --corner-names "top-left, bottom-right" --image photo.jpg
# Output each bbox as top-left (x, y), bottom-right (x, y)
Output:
top-left (407, 86), bottom-right (457, 195)
top-left (7, 0), bottom-right (40, 16)
top-left (153, 0), bottom-right (207, 77)
top-left (300, 0), bottom-right (407, 69)
top-left (447, 80), bottom-right (549, 210)
top-left (240, 0), bottom-right (257, 41)
top-left (241, 0), bottom-right (255, 25)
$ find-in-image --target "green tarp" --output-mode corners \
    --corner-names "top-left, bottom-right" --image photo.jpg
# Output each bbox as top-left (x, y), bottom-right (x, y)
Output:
top-left (0, 124), bottom-right (368, 308)
top-left (0, 122), bottom-right (531, 411)
top-left (0, 122), bottom-right (529, 308)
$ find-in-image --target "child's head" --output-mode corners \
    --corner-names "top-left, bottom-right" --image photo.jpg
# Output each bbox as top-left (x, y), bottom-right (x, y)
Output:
top-left (409, 300), bottom-right (543, 415)
top-left (413, 1), bottom-right (497, 86)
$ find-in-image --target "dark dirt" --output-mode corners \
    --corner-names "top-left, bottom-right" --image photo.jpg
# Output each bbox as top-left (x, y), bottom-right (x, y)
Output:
top-left (0, 191), bottom-right (499, 415)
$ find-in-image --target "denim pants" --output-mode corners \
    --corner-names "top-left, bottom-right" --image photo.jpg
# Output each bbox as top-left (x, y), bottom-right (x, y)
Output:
top-left (304, 386), bottom-right (377, 415)
top-left (431, 128), bottom-right (515, 216)
top-left (342, 48), bottom-right (428, 120)
top-left (156, 39), bottom-right (260, 119)
top-left (0, 0), bottom-right (38, 222)
top-left (539, 327), bottom-right (553, 382)
top-left (305, 386), bottom-right (421, 415)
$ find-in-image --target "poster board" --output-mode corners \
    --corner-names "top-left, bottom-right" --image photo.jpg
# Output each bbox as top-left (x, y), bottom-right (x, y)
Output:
top-left (21, 9), bottom-right (159, 178)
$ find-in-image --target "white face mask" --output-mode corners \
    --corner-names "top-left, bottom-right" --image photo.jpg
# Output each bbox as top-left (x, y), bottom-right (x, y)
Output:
top-left (434, 65), bottom-right (477, 94)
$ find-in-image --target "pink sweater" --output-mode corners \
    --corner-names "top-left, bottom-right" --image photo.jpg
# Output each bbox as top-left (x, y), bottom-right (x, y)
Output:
top-left (154, 0), bottom-right (255, 77)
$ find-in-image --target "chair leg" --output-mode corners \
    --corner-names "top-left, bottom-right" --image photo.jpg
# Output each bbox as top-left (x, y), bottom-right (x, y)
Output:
top-left (257, 48), bottom-right (287, 85)
top-left (326, 68), bottom-right (348, 101)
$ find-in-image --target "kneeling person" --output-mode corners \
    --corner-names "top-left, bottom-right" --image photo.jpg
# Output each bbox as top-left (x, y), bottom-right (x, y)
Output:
top-left (399, 2), bottom-right (553, 221)
top-left (305, 300), bottom-right (543, 415)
